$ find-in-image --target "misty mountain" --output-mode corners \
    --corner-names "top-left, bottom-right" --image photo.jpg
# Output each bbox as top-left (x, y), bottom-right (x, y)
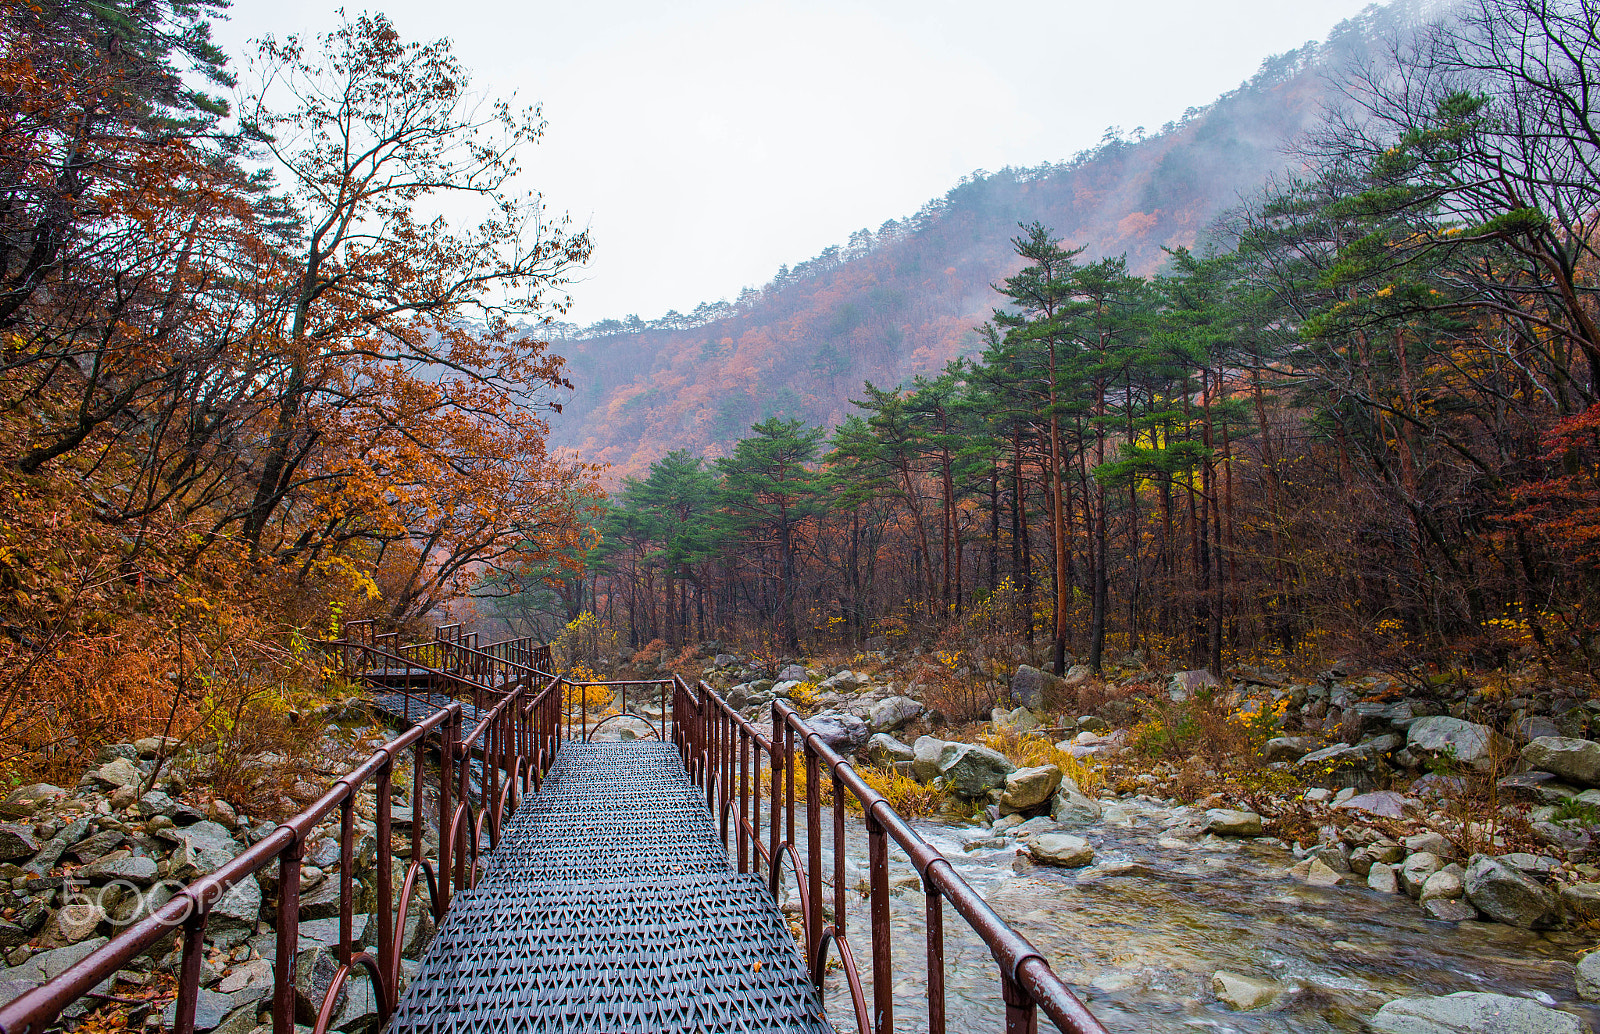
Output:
top-left (544, 1), bottom-right (1431, 478)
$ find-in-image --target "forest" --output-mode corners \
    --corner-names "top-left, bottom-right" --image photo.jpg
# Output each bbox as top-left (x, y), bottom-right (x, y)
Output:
top-left (497, 0), bottom-right (1600, 700)
top-left (0, 3), bottom-right (598, 780)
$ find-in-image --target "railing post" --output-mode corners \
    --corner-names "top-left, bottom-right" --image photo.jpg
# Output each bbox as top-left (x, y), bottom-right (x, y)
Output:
top-left (1002, 971), bottom-right (1038, 1034)
top-left (926, 885), bottom-right (946, 1034)
top-left (375, 759), bottom-right (395, 1013)
top-left (173, 914), bottom-right (205, 1034)
top-left (439, 709), bottom-right (457, 913)
top-left (273, 837), bottom-right (303, 1034)
top-left (805, 744), bottom-right (822, 959)
top-left (867, 808), bottom-right (891, 1034)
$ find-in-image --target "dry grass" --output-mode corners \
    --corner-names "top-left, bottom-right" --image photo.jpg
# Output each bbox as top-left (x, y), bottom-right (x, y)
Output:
top-left (978, 725), bottom-right (1105, 795)
top-left (786, 757), bottom-right (952, 818)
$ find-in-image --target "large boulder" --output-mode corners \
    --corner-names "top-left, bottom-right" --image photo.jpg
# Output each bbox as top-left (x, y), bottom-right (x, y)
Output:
top-left (807, 710), bottom-right (869, 756)
top-left (1008, 666), bottom-right (1059, 710)
top-left (999, 765), bottom-right (1062, 814)
top-left (1523, 737), bottom-right (1600, 788)
top-left (1211, 970), bottom-right (1278, 1011)
top-left (937, 743), bottom-right (1015, 797)
top-left (864, 733), bottom-right (915, 767)
top-left (1202, 809), bottom-right (1263, 836)
top-left (1263, 736), bottom-right (1318, 763)
top-left (89, 758), bottom-right (143, 789)
top-left (1370, 992), bottom-right (1587, 1034)
top-left (911, 736), bottom-right (948, 783)
top-left (1406, 716), bottom-right (1508, 772)
top-left (293, 945), bottom-right (347, 1026)
top-left (867, 696), bottom-right (924, 734)
top-left (1297, 742), bottom-right (1389, 790)
top-left (0, 824), bottom-right (39, 862)
top-left (1051, 787), bottom-right (1102, 825)
top-left (1463, 855), bottom-right (1561, 928)
top-left (1579, 952), bottom-right (1600, 1001)
top-left (1026, 833), bottom-right (1094, 867)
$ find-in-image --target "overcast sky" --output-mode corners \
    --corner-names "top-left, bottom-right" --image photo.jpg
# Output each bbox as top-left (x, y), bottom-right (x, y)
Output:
top-left (212, 0), bottom-right (1379, 324)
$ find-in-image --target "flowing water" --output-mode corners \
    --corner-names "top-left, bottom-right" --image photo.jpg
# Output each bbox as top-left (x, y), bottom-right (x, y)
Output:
top-left (804, 794), bottom-right (1600, 1033)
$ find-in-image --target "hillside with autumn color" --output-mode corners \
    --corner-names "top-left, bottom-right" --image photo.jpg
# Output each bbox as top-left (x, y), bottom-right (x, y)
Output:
top-left (547, 7), bottom-right (1415, 477)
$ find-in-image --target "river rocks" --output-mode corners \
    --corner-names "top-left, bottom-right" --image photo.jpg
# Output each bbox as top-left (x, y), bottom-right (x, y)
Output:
top-left (1368, 862), bottom-right (1401, 894)
top-left (1201, 809), bottom-right (1263, 836)
top-left (1422, 897), bottom-right (1478, 921)
top-left (0, 784), bottom-right (66, 820)
top-left (1405, 716), bottom-right (1507, 772)
top-left (999, 766), bottom-right (1062, 814)
top-left (1051, 787), bottom-right (1102, 825)
top-left (910, 736), bottom-right (948, 783)
top-left (0, 824), bottom-right (39, 862)
top-left (1561, 882), bottom-right (1600, 923)
top-left (211, 875), bottom-right (262, 929)
top-left (1523, 737), bottom-right (1600, 787)
top-left (818, 670), bottom-right (866, 692)
top-left (1008, 666), bottom-right (1058, 710)
top-left (1297, 742), bottom-right (1387, 790)
top-left (867, 696), bottom-right (923, 733)
top-left (294, 945), bottom-right (347, 1025)
top-left (1370, 991), bottom-right (1587, 1034)
top-left (1335, 791), bottom-right (1419, 819)
top-left (1263, 736), bottom-right (1318, 762)
top-left (807, 710), bottom-right (869, 755)
top-left (1405, 832), bottom-right (1456, 858)
top-left (864, 733), bottom-right (915, 767)
top-left (1463, 855), bottom-right (1561, 928)
top-left (1351, 840), bottom-right (1405, 876)
top-left (937, 743), bottom-right (1014, 796)
top-left (1168, 669), bottom-right (1219, 703)
top-left (161, 989), bottom-right (236, 1032)
top-left (1211, 970), bottom-right (1278, 1011)
top-left (1419, 865), bottom-right (1465, 903)
top-left (1401, 853), bottom-right (1445, 897)
top-left (1579, 952), bottom-right (1600, 1001)
top-left (1026, 834), bottom-right (1094, 867)
top-left (77, 853), bottom-right (158, 884)
top-left (1291, 857), bottom-right (1345, 886)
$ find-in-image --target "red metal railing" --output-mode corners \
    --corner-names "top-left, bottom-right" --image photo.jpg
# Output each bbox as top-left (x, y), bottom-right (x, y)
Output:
top-left (672, 675), bottom-right (1110, 1034)
top-left (0, 646), bottom-right (562, 1034)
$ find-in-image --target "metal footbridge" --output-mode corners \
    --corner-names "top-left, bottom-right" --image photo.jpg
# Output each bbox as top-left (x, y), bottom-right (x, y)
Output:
top-left (0, 624), bottom-right (1109, 1034)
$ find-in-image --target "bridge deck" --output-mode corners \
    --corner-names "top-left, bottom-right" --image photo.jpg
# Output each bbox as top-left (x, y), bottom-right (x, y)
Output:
top-left (388, 742), bottom-right (833, 1034)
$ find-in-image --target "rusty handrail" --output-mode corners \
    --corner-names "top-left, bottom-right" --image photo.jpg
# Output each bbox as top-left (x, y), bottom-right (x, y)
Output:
top-left (0, 645), bottom-right (563, 1034)
top-left (671, 675), bottom-right (1109, 1034)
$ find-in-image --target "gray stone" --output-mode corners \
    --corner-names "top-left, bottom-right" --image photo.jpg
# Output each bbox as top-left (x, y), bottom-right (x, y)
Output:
top-left (1368, 862), bottom-right (1400, 894)
top-left (864, 734), bottom-right (915, 766)
top-left (1405, 832), bottom-right (1456, 858)
top-left (1369, 992), bottom-right (1586, 1034)
top-left (1051, 789), bottom-right (1102, 825)
top-left (211, 875), bottom-right (262, 928)
top-left (911, 737), bottom-right (948, 783)
top-left (78, 854), bottom-right (158, 884)
top-left (1202, 809), bottom-right (1263, 836)
top-left (136, 790), bottom-right (176, 818)
top-left (776, 664), bottom-right (805, 681)
top-left (293, 945), bottom-right (346, 1026)
top-left (1168, 669), bottom-right (1220, 703)
top-left (41, 902), bottom-right (104, 945)
top-left (91, 758), bottom-right (144, 789)
top-left (807, 710), bottom-right (869, 755)
top-left (1263, 736), bottom-right (1318, 762)
top-left (999, 766), bottom-right (1062, 814)
top-left (1026, 834), bottom-right (1094, 867)
top-left (1335, 791), bottom-right (1418, 819)
top-left (1419, 866), bottom-right (1465, 903)
top-left (1406, 716), bottom-right (1508, 772)
top-left (1009, 666), bottom-right (1058, 710)
top-left (1422, 898), bottom-right (1478, 922)
top-left (818, 670), bottom-right (865, 692)
top-left (1561, 883), bottom-right (1600, 923)
top-left (0, 824), bottom-right (39, 862)
top-left (867, 696), bottom-right (924, 734)
top-left (1400, 853), bottom-right (1445, 897)
top-left (1293, 857), bottom-right (1344, 886)
top-left (161, 989), bottom-right (235, 1032)
top-left (1578, 952), bottom-right (1600, 1001)
top-left (1297, 742), bottom-right (1387, 790)
top-left (0, 784), bottom-right (65, 820)
top-left (1523, 737), bottom-right (1600, 787)
top-left (1463, 855), bottom-right (1561, 928)
top-left (1211, 970), bottom-right (1278, 1011)
top-left (937, 743), bottom-right (1015, 796)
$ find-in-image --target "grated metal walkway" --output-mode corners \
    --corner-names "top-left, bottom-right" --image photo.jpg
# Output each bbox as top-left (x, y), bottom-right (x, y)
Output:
top-left (387, 743), bottom-right (834, 1034)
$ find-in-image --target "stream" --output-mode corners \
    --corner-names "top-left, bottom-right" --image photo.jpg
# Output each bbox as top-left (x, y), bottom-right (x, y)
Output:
top-left (801, 794), bottom-right (1600, 1033)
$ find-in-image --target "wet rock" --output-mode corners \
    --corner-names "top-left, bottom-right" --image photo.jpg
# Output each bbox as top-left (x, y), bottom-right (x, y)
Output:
top-left (1463, 855), bottom-right (1561, 928)
top-left (1370, 991), bottom-right (1586, 1034)
top-left (0, 937), bottom-right (110, 996)
top-left (1561, 883), bottom-right (1600, 923)
top-left (1202, 809), bottom-right (1262, 836)
top-left (136, 790), bottom-right (176, 818)
top-left (937, 743), bottom-right (1014, 796)
top-left (1498, 772), bottom-right (1576, 804)
top-left (0, 824), bottom-right (39, 862)
top-left (90, 758), bottom-right (144, 789)
top-left (1026, 834), bottom-right (1094, 868)
top-left (1168, 669), bottom-right (1219, 703)
top-left (1419, 865), bottom-right (1465, 903)
top-left (1404, 832), bottom-right (1456, 858)
top-left (1422, 898), bottom-right (1478, 922)
top-left (211, 876), bottom-right (262, 929)
top-left (993, 707), bottom-right (1039, 732)
top-left (1368, 862), bottom-right (1400, 894)
top-left (867, 696), bottom-right (923, 734)
top-left (78, 854), bottom-right (158, 884)
top-left (161, 989), bottom-right (235, 1032)
top-left (1297, 742), bottom-right (1387, 790)
top-left (999, 766), bottom-right (1062, 814)
top-left (1351, 841), bottom-right (1405, 876)
top-left (293, 945), bottom-right (347, 1025)
top-left (1578, 952), bottom-right (1600, 1001)
top-left (864, 734), bottom-right (915, 767)
top-left (1051, 788), bottom-right (1102, 826)
top-left (818, 670), bottom-right (865, 692)
top-left (0, 784), bottom-right (65, 820)
top-left (1211, 970), bottom-right (1278, 1011)
top-left (41, 902), bottom-right (104, 946)
top-left (807, 710), bottom-right (869, 756)
top-left (1405, 717), bottom-right (1508, 773)
top-left (1008, 666), bottom-right (1058, 710)
top-left (911, 737), bottom-right (948, 783)
top-left (218, 959), bottom-right (274, 997)
top-left (1523, 736), bottom-right (1600, 788)
top-left (1400, 853), bottom-right (1444, 897)
top-left (1291, 857), bottom-right (1344, 886)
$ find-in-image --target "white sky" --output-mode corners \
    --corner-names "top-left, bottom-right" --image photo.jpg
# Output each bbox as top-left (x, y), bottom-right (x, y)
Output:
top-left (213, 0), bottom-right (1379, 324)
